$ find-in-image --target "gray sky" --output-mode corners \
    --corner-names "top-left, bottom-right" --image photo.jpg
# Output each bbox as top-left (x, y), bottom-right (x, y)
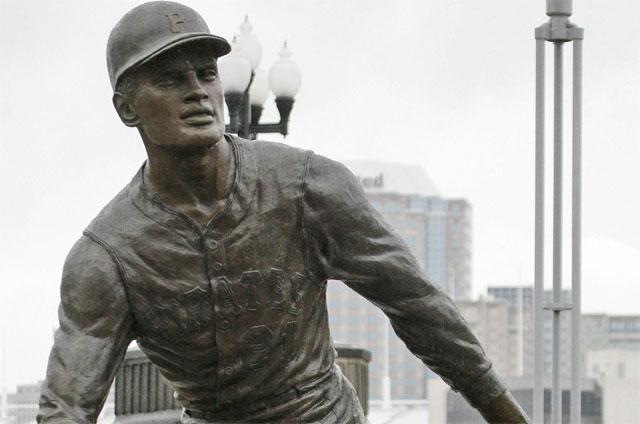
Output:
top-left (1, 0), bottom-right (639, 390)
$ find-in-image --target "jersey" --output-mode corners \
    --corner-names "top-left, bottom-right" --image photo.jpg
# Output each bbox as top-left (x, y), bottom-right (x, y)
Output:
top-left (37, 135), bottom-right (506, 423)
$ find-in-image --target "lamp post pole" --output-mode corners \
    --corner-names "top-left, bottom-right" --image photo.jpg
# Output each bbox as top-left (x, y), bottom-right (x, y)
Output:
top-left (238, 72), bottom-right (253, 139)
top-left (219, 17), bottom-right (301, 140)
top-left (533, 1), bottom-right (583, 423)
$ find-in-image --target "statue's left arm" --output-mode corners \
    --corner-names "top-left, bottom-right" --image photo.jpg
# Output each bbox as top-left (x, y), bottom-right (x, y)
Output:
top-left (37, 235), bottom-right (135, 424)
top-left (301, 152), bottom-right (529, 423)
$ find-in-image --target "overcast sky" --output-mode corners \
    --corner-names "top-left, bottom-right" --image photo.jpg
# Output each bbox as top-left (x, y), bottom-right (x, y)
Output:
top-left (1, 0), bottom-right (639, 390)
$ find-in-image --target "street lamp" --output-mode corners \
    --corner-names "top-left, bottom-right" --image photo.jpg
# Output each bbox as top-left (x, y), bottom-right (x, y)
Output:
top-left (218, 16), bottom-right (302, 139)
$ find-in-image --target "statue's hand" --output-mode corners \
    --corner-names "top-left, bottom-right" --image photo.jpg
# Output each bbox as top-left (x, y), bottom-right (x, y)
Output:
top-left (477, 390), bottom-right (531, 423)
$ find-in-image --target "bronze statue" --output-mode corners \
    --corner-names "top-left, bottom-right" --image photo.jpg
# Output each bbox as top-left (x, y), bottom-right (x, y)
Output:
top-left (37, 2), bottom-right (530, 423)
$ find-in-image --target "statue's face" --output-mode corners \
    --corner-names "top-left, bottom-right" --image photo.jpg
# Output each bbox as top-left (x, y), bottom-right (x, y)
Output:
top-left (130, 44), bottom-right (225, 149)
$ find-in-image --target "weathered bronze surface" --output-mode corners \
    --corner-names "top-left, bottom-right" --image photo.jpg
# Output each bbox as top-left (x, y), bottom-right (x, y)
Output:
top-left (37, 1), bottom-right (529, 423)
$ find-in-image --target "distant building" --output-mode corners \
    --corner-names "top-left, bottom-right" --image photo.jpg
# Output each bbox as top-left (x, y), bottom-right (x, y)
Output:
top-left (367, 403), bottom-right (428, 423)
top-left (6, 382), bottom-right (41, 404)
top-left (6, 382), bottom-right (41, 424)
top-left (4, 381), bottom-right (114, 424)
top-left (455, 289), bottom-right (570, 381)
top-left (327, 161), bottom-right (472, 400)
top-left (487, 287), bottom-right (640, 383)
top-left (586, 349), bottom-right (640, 424)
top-left (582, 314), bottom-right (640, 352)
top-left (486, 286), bottom-right (533, 376)
top-left (488, 286), bottom-right (573, 380)
top-left (428, 376), bottom-right (602, 424)
top-left (344, 160), bottom-right (471, 300)
top-left (455, 298), bottom-right (511, 377)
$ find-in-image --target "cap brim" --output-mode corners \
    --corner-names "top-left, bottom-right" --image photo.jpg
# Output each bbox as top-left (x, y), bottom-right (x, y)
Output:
top-left (142, 33), bottom-right (231, 62)
top-left (115, 33), bottom-right (231, 87)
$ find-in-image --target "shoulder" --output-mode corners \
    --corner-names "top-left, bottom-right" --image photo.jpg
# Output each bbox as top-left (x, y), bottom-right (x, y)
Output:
top-left (306, 152), bottom-right (357, 186)
top-left (84, 174), bottom-right (140, 240)
top-left (232, 137), bottom-right (313, 202)
top-left (61, 235), bottom-right (129, 325)
top-left (241, 137), bottom-right (310, 161)
top-left (304, 151), bottom-right (368, 208)
top-left (236, 137), bottom-right (311, 176)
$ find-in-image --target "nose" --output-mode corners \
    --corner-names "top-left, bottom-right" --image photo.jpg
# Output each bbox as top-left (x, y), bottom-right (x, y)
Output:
top-left (183, 72), bottom-right (208, 102)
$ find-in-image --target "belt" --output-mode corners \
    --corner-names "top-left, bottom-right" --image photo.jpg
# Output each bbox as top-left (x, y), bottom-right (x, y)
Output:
top-left (185, 370), bottom-right (335, 421)
top-left (185, 386), bottom-right (303, 421)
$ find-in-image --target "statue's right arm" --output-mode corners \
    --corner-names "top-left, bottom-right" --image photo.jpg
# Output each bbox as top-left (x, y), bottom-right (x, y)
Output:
top-left (302, 153), bottom-right (530, 422)
top-left (37, 235), bottom-right (135, 424)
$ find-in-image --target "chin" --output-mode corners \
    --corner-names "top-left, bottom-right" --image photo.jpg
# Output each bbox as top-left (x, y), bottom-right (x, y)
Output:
top-left (179, 126), bottom-right (225, 146)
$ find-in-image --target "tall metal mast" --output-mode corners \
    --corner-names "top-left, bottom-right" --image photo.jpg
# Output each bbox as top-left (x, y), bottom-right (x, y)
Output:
top-left (534, 1), bottom-right (583, 423)
top-left (1, 330), bottom-right (7, 424)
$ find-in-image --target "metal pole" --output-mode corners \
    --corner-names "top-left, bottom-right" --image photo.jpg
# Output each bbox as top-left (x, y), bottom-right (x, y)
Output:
top-left (533, 36), bottom-right (546, 424)
top-left (518, 286), bottom-right (524, 376)
top-left (552, 41), bottom-right (564, 424)
top-left (1, 330), bottom-right (7, 424)
top-left (239, 72), bottom-right (255, 139)
top-left (382, 317), bottom-right (391, 409)
top-left (570, 39), bottom-right (583, 424)
top-left (535, 3), bottom-right (583, 422)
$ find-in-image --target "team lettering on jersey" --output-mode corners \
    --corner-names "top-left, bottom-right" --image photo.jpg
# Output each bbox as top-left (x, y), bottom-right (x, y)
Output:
top-left (135, 267), bottom-right (311, 372)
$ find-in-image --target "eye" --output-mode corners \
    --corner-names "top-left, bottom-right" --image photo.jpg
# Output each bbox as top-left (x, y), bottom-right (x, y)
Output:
top-left (200, 68), bottom-right (218, 81)
top-left (154, 73), bottom-right (179, 87)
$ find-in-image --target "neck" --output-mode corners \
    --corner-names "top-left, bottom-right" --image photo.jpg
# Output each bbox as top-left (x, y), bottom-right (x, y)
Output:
top-left (143, 138), bottom-right (234, 207)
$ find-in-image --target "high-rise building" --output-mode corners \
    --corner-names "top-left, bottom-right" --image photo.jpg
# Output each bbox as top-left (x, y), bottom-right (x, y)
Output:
top-left (365, 194), bottom-right (472, 301)
top-left (326, 161), bottom-right (472, 400)
top-left (345, 160), bottom-right (472, 300)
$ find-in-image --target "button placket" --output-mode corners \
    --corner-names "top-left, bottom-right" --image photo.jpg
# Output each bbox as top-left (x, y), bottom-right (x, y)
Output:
top-left (203, 236), bottom-right (226, 278)
top-left (203, 234), bottom-right (233, 387)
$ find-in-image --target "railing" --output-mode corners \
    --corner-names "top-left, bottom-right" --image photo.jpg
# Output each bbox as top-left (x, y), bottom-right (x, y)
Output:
top-left (114, 349), bottom-right (178, 417)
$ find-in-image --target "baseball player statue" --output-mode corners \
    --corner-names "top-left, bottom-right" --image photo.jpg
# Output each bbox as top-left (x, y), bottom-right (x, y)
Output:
top-left (37, 2), bottom-right (530, 423)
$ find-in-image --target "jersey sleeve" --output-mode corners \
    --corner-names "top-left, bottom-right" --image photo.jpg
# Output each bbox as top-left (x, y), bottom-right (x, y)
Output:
top-left (301, 152), bottom-right (507, 409)
top-left (37, 235), bottom-right (135, 424)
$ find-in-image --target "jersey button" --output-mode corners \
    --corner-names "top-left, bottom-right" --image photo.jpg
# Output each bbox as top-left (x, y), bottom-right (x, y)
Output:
top-left (224, 367), bottom-right (233, 376)
top-left (206, 239), bottom-right (218, 250)
top-left (213, 262), bottom-right (223, 271)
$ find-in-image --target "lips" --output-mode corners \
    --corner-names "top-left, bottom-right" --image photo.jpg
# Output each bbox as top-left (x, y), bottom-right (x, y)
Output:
top-left (181, 108), bottom-right (215, 125)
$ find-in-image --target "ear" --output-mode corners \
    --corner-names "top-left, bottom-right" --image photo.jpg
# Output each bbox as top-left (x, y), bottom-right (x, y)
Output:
top-left (112, 92), bottom-right (140, 127)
